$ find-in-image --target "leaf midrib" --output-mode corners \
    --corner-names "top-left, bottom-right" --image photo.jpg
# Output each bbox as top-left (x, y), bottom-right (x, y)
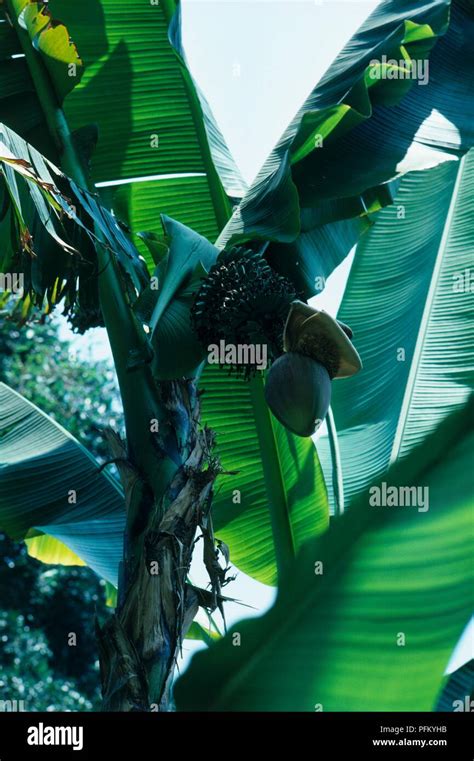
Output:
top-left (248, 374), bottom-right (296, 582)
top-left (389, 153), bottom-right (467, 464)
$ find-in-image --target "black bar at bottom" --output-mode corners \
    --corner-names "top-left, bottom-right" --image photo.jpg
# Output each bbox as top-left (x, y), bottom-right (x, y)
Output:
top-left (0, 711), bottom-right (471, 759)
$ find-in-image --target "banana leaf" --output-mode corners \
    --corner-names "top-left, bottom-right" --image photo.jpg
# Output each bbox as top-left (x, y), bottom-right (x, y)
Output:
top-left (317, 150), bottom-right (474, 512)
top-left (0, 382), bottom-right (125, 585)
top-left (175, 397), bottom-right (474, 711)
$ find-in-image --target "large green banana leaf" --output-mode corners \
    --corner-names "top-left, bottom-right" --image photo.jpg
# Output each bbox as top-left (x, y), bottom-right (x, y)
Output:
top-left (0, 383), bottom-right (125, 585)
top-left (47, 0), bottom-right (246, 192)
top-left (175, 397), bottom-right (474, 711)
top-left (202, 369), bottom-right (329, 585)
top-left (0, 0), bottom-right (84, 158)
top-left (47, 0), bottom-right (246, 265)
top-left (317, 150), bottom-right (474, 511)
top-left (217, 0), bottom-right (474, 296)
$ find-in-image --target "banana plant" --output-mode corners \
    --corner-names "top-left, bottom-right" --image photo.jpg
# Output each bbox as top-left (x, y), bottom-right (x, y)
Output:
top-left (0, 0), bottom-right (472, 711)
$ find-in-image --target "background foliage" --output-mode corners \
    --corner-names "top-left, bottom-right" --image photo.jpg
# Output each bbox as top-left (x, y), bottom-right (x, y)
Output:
top-left (0, 308), bottom-right (120, 710)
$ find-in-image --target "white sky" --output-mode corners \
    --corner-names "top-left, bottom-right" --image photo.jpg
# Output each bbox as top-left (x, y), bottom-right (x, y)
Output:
top-left (182, 0), bottom-right (379, 185)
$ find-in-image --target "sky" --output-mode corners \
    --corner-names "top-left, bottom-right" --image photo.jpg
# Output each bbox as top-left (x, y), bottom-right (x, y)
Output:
top-left (182, 0), bottom-right (379, 185)
top-left (60, 1), bottom-right (472, 672)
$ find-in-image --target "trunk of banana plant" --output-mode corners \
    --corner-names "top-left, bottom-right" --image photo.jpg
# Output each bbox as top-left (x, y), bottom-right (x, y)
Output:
top-left (97, 379), bottom-right (219, 711)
